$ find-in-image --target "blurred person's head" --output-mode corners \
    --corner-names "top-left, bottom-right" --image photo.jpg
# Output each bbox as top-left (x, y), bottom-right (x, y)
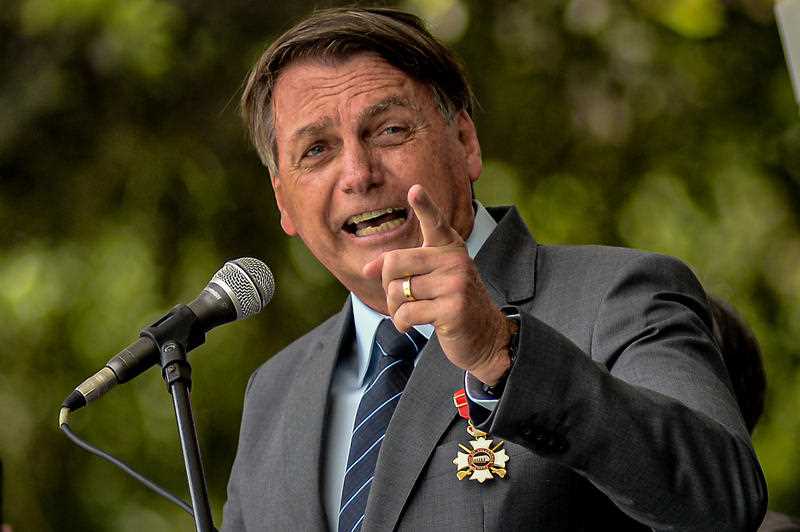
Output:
top-left (709, 296), bottom-right (767, 433)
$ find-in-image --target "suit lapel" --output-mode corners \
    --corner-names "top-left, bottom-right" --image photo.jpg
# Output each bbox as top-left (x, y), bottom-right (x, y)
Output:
top-left (280, 300), bottom-right (353, 531)
top-left (362, 207), bottom-right (539, 531)
top-left (476, 206), bottom-right (538, 306)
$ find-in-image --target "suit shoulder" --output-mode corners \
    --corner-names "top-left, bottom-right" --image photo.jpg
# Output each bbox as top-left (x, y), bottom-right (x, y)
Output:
top-left (534, 244), bottom-right (704, 310)
top-left (539, 243), bottom-right (648, 265)
top-left (538, 244), bottom-right (696, 280)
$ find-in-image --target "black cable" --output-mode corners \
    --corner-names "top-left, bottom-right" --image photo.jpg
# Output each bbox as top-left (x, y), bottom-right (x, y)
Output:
top-left (60, 418), bottom-right (194, 517)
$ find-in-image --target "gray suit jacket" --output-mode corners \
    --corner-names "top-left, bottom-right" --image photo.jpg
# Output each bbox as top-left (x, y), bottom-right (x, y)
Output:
top-left (222, 207), bottom-right (767, 531)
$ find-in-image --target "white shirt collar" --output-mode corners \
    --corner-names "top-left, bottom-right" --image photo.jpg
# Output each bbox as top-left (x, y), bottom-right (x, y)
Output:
top-left (349, 201), bottom-right (497, 385)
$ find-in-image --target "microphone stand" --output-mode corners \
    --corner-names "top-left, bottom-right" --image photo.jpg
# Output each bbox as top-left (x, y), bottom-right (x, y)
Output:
top-left (141, 305), bottom-right (215, 532)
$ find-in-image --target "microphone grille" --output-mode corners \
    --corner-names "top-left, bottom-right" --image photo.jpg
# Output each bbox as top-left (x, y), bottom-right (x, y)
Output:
top-left (212, 258), bottom-right (275, 319)
top-left (231, 257), bottom-right (275, 304)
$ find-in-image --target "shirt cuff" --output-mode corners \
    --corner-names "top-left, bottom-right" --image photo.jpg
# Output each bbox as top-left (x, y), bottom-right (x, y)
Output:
top-left (464, 372), bottom-right (499, 412)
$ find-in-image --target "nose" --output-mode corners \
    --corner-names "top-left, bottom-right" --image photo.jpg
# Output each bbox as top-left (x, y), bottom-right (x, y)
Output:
top-left (339, 140), bottom-right (381, 194)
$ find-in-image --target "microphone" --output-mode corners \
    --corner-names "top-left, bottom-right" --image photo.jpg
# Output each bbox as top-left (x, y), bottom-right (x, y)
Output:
top-left (62, 257), bottom-right (275, 412)
top-left (776, 0), bottom-right (800, 112)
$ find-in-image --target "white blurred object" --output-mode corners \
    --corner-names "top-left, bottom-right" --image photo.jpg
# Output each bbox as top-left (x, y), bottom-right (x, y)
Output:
top-left (776, 0), bottom-right (800, 111)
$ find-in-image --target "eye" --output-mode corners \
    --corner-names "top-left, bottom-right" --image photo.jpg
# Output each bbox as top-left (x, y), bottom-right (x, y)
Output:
top-left (303, 144), bottom-right (326, 158)
top-left (371, 123), bottom-right (412, 147)
top-left (380, 125), bottom-right (406, 136)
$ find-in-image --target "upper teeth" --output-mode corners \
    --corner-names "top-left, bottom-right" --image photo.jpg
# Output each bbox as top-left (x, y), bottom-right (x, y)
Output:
top-left (348, 208), bottom-right (396, 225)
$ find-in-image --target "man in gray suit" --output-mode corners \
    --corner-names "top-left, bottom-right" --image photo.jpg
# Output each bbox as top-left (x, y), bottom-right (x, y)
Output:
top-left (223, 7), bottom-right (767, 531)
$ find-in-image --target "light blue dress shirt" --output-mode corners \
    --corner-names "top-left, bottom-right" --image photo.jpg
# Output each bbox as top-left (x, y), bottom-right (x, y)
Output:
top-left (323, 202), bottom-right (498, 529)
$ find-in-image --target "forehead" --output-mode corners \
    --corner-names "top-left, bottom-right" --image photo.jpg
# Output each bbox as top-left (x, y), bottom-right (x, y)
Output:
top-left (272, 54), bottom-right (430, 138)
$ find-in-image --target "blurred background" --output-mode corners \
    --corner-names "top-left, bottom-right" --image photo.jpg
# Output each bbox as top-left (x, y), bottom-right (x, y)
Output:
top-left (1, 0), bottom-right (798, 530)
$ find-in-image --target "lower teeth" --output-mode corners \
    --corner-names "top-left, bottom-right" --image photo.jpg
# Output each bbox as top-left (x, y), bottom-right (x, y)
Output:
top-left (355, 218), bottom-right (404, 236)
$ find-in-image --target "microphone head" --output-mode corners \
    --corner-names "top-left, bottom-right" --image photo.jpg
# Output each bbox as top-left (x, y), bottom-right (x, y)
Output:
top-left (211, 257), bottom-right (275, 319)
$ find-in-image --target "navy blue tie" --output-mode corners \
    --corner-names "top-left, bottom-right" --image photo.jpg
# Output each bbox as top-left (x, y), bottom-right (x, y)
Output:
top-left (337, 319), bottom-right (427, 532)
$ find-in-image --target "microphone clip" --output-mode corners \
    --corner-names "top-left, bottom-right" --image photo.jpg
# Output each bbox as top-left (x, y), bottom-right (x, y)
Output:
top-left (139, 304), bottom-right (206, 392)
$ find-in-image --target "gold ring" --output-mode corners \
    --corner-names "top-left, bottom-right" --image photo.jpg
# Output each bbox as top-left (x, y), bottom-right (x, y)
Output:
top-left (402, 276), bottom-right (416, 302)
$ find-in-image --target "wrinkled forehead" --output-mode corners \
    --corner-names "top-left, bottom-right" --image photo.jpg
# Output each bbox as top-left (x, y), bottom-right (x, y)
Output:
top-left (271, 53), bottom-right (433, 141)
top-left (276, 53), bottom-right (412, 95)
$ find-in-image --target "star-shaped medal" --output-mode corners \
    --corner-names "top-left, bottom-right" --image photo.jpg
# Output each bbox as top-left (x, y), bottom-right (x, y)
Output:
top-left (453, 432), bottom-right (510, 483)
top-left (451, 391), bottom-right (510, 483)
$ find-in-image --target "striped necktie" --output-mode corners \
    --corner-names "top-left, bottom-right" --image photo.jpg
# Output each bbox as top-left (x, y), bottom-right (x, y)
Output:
top-left (337, 319), bottom-right (427, 532)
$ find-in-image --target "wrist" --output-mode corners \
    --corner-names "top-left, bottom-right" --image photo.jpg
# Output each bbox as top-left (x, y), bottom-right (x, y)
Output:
top-left (470, 313), bottom-right (519, 386)
top-left (470, 349), bottom-right (511, 387)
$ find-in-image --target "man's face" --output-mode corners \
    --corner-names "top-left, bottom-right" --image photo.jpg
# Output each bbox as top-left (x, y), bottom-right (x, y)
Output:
top-left (270, 53), bottom-right (481, 305)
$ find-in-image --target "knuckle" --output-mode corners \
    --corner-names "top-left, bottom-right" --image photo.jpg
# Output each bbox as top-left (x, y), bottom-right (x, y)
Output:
top-left (451, 274), bottom-right (469, 294)
top-left (453, 252), bottom-right (472, 268)
top-left (452, 294), bottom-right (468, 315)
top-left (393, 306), bottom-right (410, 331)
top-left (382, 251), bottom-right (399, 273)
top-left (386, 292), bottom-right (399, 315)
top-left (443, 248), bottom-right (468, 269)
top-left (387, 277), bottom-right (399, 293)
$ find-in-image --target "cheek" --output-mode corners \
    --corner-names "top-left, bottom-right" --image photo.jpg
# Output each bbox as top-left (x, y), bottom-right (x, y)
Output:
top-left (286, 185), bottom-right (340, 241)
top-left (384, 140), bottom-right (443, 180)
top-left (380, 147), bottom-right (417, 172)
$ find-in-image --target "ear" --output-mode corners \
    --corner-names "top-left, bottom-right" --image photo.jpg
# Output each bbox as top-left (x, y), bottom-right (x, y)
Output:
top-left (455, 110), bottom-right (482, 183)
top-left (271, 174), bottom-right (297, 236)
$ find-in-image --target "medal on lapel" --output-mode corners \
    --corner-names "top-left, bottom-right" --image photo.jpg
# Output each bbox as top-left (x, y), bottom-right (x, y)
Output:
top-left (452, 388), bottom-right (509, 482)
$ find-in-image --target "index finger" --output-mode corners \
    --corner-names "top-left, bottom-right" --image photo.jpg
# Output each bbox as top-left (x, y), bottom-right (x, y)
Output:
top-left (408, 184), bottom-right (461, 247)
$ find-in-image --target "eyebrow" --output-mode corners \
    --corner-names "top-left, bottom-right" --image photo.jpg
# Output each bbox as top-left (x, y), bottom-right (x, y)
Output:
top-left (289, 96), bottom-right (417, 144)
top-left (290, 116), bottom-right (335, 144)
top-left (357, 96), bottom-right (417, 122)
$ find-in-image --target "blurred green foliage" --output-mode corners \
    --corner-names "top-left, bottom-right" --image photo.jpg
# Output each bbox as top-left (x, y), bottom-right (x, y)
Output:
top-left (0, 0), bottom-right (798, 530)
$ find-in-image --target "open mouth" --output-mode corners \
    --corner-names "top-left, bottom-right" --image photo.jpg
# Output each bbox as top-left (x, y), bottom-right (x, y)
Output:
top-left (343, 207), bottom-right (408, 237)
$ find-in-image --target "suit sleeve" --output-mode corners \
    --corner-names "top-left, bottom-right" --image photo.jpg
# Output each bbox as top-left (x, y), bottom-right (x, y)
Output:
top-left (477, 253), bottom-right (767, 531)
